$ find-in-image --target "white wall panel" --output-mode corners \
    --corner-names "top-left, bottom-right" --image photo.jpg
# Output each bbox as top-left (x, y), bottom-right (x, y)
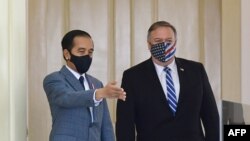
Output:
top-left (158, 0), bottom-right (200, 61)
top-left (202, 0), bottom-right (222, 112)
top-left (69, 0), bottom-right (109, 84)
top-left (115, 0), bottom-right (131, 85)
top-left (28, 0), bottom-right (65, 141)
top-left (133, 0), bottom-right (153, 65)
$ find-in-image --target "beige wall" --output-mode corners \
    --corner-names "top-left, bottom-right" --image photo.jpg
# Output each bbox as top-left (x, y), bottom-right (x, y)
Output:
top-left (221, 0), bottom-right (250, 104)
top-left (0, 0), bottom-right (27, 141)
top-left (6, 0), bottom-right (250, 140)
top-left (222, 0), bottom-right (241, 102)
top-left (221, 0), bottom-right (250, 124)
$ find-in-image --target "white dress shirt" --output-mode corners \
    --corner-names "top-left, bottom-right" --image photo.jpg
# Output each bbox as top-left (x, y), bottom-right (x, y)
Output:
top-left (153, 59), bottom-right (180, 101)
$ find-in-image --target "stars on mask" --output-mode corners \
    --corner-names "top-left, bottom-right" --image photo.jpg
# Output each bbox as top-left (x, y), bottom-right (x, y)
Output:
top-left (150, 42), bottom-right (168, 62)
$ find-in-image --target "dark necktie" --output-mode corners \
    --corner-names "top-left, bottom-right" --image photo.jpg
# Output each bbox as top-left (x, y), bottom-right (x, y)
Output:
top-left (164, 67), bottom-right (177, 116)
top-left (79, 76), bottom-right (85, 90)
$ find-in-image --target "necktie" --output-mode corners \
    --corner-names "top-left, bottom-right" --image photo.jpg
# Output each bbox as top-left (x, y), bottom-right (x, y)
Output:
top-left (79, 76), bottom-right (85, 90)
top-left (164, 67), bottom-right (177, 116)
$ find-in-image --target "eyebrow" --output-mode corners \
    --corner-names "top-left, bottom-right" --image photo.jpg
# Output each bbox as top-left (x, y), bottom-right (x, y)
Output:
top-left (77, 47), bottom-right (94, 51)
top-left (154, 37), bottom-right (173, 40)
top-left (78, 47), bottom-right (86, 51)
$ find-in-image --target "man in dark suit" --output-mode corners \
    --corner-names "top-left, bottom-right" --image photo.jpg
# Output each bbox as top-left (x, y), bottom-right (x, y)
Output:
top-left (116, 21), bottom-right (219, 141)
top-left (43, 30), bottom-right (126, 141)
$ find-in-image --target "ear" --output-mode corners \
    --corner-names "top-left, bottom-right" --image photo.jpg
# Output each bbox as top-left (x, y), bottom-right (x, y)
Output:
top-left (63, 49), bottom-right (70, 60)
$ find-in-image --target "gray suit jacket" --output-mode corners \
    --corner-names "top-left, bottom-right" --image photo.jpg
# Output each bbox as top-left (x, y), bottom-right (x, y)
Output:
top-left (43, 66), bottom-right (115, 141)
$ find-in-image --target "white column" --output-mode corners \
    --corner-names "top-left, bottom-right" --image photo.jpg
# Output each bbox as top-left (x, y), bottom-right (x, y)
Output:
top-left (0, 0), bottom-right (27, 141)
top-left (0, 0), bottom-right (10, 140)
top-left (241, 0), bottom-right (250, 124)
top-left (241, 0), bottom-right (250, 105)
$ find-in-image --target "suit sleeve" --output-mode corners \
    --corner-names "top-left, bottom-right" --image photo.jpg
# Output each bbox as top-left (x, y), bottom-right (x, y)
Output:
top-left (43, 74), bottom-right (95, 108)
top-left (200, 64), bottom-right (220, 141)
top-left (101, 99), bottom-right (115, 141)
top-left (116, 71), bottom-right (136, 141)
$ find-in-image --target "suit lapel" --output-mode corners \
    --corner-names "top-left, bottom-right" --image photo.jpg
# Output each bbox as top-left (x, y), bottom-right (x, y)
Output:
top-left (146, 58), bottom-right (173, 116)
top-left (147, 59), bottom-right (166, 100)
top-left (60, 66), bottom-right (95, 122)
top-left (85, 73), bottom-right (99, 123)
top-left (60, 66), bottom-right (84, 91)
top-left (147, 58), bottom-right (188, 117)
top-left (85, 74), bottom-right (94, 89)
top-left (175, 58), bottom-right (188, 114)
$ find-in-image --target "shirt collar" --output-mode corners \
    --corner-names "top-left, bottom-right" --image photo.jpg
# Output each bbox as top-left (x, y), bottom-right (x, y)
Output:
top-left (66, 65), bottom-right (86, 79)
top-left (153, 58), bottom-right (176, 76)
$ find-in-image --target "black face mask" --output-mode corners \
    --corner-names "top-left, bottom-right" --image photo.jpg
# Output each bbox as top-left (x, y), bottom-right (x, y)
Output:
top-left (70, 53), bottom-right (92, 74)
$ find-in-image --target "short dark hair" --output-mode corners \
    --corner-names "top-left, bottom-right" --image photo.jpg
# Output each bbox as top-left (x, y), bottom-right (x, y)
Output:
top-left (61, 30), bottom-right (92, 51)
top-left (147, 21), bottom-right (177, 41)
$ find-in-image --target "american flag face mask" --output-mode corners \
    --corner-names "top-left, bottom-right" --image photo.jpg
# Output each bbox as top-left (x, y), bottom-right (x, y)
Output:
top-left (150, 42), bottom-right (176, 62)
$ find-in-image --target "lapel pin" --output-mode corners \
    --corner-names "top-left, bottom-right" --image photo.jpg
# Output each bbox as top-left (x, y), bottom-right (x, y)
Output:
top-left (180, 68), bottom-right (184, 71)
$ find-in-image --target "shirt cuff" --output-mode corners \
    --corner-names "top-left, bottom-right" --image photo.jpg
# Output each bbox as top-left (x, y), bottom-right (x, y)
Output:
top-left (93, 89), bottom-right (103, 106)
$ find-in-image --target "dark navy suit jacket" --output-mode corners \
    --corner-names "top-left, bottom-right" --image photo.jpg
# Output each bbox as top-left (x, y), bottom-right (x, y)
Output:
top-left (116, 58), bottom-right (219, 141)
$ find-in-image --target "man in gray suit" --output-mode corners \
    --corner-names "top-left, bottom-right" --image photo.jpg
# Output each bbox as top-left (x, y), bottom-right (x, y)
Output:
top-left (43, 30), bottom-right (126, 141)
